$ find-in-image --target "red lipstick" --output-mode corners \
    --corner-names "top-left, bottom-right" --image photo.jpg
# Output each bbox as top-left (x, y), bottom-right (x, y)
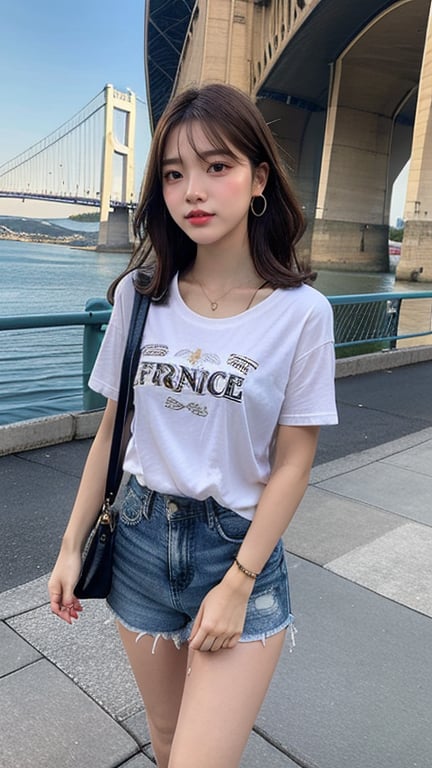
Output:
top-left (185, 209), bottom-right (214, 226)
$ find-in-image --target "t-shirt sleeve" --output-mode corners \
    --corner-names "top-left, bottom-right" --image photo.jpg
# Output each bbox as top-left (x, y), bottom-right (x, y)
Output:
top-left (88, 273), bottom-right (135, 401)
top-left (279, 294), bottom-right (338, 426)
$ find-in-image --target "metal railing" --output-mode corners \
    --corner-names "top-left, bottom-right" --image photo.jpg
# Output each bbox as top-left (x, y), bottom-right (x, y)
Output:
top-left (0, 291), bottom-right (431, 420)
top-left (0, 298), bottom-right (111, 414)
top-left (330, 291), bottom-right (432, 350)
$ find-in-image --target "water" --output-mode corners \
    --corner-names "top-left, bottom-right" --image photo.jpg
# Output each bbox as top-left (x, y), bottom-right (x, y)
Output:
top-left (1, 239), bottom-right (432, 426)
top-left (0, 240), bottom-right (128, 425)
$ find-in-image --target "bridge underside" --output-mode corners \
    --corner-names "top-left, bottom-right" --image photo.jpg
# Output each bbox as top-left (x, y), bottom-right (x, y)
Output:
top-left (146, 0), bottom-right (432, 277)
top-left (256, 0), bottom-right (430, 272)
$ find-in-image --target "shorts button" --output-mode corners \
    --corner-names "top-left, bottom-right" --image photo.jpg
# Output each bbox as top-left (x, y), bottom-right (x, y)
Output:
top-left (167, 500), bottom-right (178, 514)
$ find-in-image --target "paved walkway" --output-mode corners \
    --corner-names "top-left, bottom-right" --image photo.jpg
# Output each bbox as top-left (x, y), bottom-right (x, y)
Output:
top-left (1, 362), bottom-right (432, 767)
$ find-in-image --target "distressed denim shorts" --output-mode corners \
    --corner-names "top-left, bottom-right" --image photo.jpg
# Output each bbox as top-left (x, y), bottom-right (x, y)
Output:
top-left (107, 475), bottom-right (295, 649)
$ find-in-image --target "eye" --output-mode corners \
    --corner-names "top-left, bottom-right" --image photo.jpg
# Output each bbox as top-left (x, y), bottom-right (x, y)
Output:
top-left (163, 170), bottom-right (182, 182)
top-left (208, 162), bottom-right (229, 174)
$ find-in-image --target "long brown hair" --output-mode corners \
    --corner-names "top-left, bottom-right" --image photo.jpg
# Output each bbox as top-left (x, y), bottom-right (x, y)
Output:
top-left (108, 82), bottom-right (312, 302)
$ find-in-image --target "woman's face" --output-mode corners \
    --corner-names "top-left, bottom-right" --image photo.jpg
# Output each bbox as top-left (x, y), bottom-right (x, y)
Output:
top-left (161, 121), bottom-right (268, 252)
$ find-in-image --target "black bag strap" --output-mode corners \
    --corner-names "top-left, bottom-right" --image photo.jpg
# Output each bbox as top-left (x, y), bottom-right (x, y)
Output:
top-left (104, 289), bottom-right (150, 505)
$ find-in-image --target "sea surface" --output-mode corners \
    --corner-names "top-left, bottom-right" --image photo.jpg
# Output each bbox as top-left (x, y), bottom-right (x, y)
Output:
top-left (1, 235), bottom-right (431, 426)
top-left (0, 238), bottom-right (128, 425)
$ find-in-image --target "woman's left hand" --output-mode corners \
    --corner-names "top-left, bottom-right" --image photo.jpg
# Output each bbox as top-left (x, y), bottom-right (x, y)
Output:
top-left (188, 564), bottom-right (255, 652)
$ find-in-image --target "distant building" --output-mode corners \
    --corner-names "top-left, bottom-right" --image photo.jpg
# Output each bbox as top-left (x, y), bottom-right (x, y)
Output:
top-left (395, 217), bottom-right (405, 229)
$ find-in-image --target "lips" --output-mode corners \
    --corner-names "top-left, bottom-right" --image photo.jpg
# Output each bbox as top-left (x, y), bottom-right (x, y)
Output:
top-left (185, 210), bottom-right (215, 226)
top-left (185, 209), bottom-right (214, 219)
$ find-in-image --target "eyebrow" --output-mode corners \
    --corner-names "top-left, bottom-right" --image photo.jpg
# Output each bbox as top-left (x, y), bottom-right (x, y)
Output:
top-left (161, 149), bottom-right (232, 166)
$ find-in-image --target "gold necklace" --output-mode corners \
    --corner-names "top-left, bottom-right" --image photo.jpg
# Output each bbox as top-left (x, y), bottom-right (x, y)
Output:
top-left (196, 279), bottom-right (269, 312)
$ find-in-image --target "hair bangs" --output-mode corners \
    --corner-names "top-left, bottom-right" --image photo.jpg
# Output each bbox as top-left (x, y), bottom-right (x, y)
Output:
top-left (186, 117), bottom-right (241, 162)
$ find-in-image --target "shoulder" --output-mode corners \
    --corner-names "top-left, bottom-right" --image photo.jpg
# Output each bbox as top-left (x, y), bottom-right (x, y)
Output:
top-left (112, 270), bottom-right (137, 304)
top-left (108, 270), bottom-right (138, 330)
top-left (278, 285), bottom-right (335, 346)
top-left (279, 283), bottom-right (333, 319)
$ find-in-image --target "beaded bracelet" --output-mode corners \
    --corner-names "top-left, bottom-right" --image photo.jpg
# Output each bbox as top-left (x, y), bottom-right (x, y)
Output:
top-left (234, 557), bottom-right (259, 580)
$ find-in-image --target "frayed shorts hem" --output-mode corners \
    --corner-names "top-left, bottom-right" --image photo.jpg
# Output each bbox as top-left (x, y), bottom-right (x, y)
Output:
top-left (108, 602), bottom-right (297, 653)
top-left (107, 602), bottom-right (192, 650)
top-left (239, 613), bottom-right (297, 651)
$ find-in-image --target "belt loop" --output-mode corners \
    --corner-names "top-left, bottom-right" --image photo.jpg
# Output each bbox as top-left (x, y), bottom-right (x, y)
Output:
top-left (205, 497), bottom-right (215, 529)
top-left (142, 488), bottom-right (155, 520)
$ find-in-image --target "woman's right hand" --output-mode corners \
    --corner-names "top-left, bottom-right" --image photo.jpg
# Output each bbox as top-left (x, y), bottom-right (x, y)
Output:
top-left (47, 400), bottom-right (118, 623)
top-left (48, 545), bottom-right (83, 624)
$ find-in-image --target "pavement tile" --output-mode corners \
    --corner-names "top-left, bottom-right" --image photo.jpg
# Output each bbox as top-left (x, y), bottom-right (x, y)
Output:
top-left (317, 460), bottom-right (432, 526)
top-left (326, 522), bottom-right (432, 617)
top-left (310, 426), bottom-right (432, 483)
top-left (284, 486), bottom-right (403, 565)
top-left (335, 363), bottom-right (432, 423)
top-left (241, 731), bottom-right (300, 767)
top-left (259, 555), bottom-right (432, 768)
top-left (0, 659), bottom-right (139, 768)
top-left (8, 600), bottom-right (143, 721)
top-left (317, 402), bottom-right (429, 463)
top-left (15, 438), bottom-right (90, 475)
top-left (120, 754), bottom-right (155, 767)
top-left (0, 621), bottom-right (41, 676)
top-left (1, 455), bottom-right (81, 589)
top-left (381, 438), bottom-right (432, 476)
top-left (122, 709), bottom-right (152, 748)
top-left (0, 574), bottom-right (49, 619)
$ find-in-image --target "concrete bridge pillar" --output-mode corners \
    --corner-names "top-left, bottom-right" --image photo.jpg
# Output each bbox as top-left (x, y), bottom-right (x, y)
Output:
top-left (98, 85), bottom-right (136, 252)
top-left (397, 3), bottom-right (432, 282)
top-left (175, 0), bottom-right (251, 92)
top-left (311, 58), bottom-right (391, 272)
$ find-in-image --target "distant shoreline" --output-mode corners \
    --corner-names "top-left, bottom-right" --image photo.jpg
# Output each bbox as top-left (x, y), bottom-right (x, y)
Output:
top-left (0, 231), bottom-right (94, 247)
top-left (0, 216), bottom-right (98, 248)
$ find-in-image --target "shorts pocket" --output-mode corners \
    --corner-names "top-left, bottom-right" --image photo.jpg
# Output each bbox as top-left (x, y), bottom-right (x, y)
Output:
top-left (214, 507), bottom-right (251, 543)
top-left (120, 484), bottom-right (152, 526)
top-left (259, 540), bottom-right (285, 577)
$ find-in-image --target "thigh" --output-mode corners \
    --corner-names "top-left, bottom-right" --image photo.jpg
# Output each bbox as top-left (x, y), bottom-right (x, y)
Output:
top-left (169, 630), bottom-right (286, 768)
top-left (117, 623), bottom-right (189, 736)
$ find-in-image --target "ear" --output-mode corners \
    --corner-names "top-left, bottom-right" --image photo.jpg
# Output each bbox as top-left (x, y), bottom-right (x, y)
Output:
top-left (252, 162), bottom-right (269, 196)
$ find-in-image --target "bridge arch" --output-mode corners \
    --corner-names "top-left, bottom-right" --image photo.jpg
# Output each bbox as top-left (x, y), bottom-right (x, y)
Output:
top-left (146, 0), bottom-right (432, 275)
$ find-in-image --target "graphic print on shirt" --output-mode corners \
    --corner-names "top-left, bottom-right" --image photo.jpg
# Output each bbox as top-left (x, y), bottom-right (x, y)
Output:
top-left (134, 345), bottom-right (259, 417)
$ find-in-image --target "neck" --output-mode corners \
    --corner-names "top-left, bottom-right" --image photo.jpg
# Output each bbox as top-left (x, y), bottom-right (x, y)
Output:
top-left (190, 242), bottom-right (257, 287)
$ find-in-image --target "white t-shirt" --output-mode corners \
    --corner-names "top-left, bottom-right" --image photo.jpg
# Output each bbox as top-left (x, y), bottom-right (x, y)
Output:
top-left (90, 272), bottom-right (338, 519)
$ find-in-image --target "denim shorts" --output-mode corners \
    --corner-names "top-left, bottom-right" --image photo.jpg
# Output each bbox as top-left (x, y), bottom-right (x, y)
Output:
top-left (107, 475), bottom-right (295, 649)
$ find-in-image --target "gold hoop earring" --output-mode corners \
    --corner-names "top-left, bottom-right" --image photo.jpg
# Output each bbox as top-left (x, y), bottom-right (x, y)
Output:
top-left (250, 193), bottom-right (267, 217)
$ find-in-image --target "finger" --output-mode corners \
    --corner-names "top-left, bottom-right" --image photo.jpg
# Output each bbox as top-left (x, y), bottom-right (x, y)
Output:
top-left (221, 637), bottom-right (234, 650)
top-left (189, 626), bottom-right (209, 650)
top-left (50, 593), bottom-right (81, 624)
top-left (189, 605), bottom-right (204, 644)
top-left (51, 605), bottom-right (73, 624)
top-left (70, 596), bottom-right (83, 613)
top-left (209, 636), bottom-right (226, 652)
top-left (200, 636), bottom-right (218, 653)
top-left (226, 634), bottom-right (240, 649)
top-left (190, 630), bottom-right (218, 652)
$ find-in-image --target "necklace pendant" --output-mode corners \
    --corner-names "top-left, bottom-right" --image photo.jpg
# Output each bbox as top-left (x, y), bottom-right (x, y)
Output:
top-left (211, 302), bottom-right (218, 311)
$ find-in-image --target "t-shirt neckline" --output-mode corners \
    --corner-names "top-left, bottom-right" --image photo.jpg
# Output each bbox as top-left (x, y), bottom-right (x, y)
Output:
top-left (172, 273), bottom-right (283, 324)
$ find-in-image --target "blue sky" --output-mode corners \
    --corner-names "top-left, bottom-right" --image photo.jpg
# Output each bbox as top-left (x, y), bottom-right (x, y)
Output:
top-left (0, 0), bottom-right (407, 222)
top-left (0, 0), bottom-right (151, 217)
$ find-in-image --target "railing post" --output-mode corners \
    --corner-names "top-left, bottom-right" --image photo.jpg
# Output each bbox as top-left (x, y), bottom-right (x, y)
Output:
top-left (386, 298), bottom-right (401, 350)
top-left (82, 298), bottom-right (111, 411)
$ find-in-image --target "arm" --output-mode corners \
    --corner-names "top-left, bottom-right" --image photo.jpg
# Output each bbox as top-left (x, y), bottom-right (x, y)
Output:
top-left (189, 424), bottom-right (319, 651)
top-left (48, 398), bottom-right (118, 623)
top-left (231, 423), bottom-right (319, 576)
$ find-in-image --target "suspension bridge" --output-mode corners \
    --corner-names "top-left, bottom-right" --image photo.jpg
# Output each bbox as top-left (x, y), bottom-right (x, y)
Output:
top-left (0, 85), bottom-right (137, 250)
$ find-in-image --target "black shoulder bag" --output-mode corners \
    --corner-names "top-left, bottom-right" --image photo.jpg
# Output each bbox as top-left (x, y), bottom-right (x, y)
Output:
top-left (74, 289), bottom-right (150, 599)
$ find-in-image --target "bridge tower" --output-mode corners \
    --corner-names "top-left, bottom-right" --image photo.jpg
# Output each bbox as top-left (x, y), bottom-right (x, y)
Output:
top-left (98, 84), bottom-right (136, 251)
top-left (397, 1), bottom-right (432, 282)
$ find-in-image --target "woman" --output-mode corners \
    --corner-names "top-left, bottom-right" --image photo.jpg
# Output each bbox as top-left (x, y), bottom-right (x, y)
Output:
top-left (49, 82), bottom-right (338, 768)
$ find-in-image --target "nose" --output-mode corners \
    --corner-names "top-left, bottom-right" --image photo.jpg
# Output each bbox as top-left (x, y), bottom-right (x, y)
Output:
top-left (185, 173), bottom-right (207, 203)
